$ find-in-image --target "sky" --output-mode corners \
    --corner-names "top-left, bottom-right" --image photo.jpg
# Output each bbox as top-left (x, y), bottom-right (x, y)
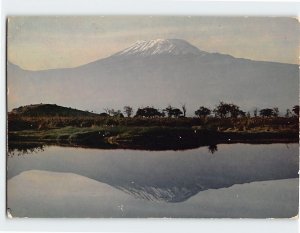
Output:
top-left (7, 16), bottom-right (299, 71)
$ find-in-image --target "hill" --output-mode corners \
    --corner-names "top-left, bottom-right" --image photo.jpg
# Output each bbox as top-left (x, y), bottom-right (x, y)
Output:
top-left (10, 104), bottom-right (98, 117)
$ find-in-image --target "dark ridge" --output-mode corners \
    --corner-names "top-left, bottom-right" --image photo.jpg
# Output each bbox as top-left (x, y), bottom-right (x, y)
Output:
top-left (10, 104), bottom-right (98, 117)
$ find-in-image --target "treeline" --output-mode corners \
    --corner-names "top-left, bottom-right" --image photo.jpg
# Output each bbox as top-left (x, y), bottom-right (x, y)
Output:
top-left (100, 102), bottom-right (299, 119)
top-left (8, 102), bottom-right (299, 132)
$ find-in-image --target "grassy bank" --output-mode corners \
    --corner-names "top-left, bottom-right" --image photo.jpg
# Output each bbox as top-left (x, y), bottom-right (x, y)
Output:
top-left (8, 113), bottom-right (299, 130)
top-left (8, 111), bottom-right (299, 150)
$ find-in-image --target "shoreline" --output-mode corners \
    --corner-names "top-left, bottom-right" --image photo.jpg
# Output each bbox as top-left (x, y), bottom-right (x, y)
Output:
top-left (8, 126), bottom-right (299, 151)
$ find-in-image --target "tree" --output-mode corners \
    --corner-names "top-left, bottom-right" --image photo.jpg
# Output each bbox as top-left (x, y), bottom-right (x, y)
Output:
top-left (292, 105), bottom-right (299, 116)
top-left (195, 106), bottom-right (211, 118)
top-left (164, 105), bottom-right (174, 118)
top-left (238, 110), bottom-right (246, 117)
top-left (213, 102), bottom-right (244, 118)
top-left (213, 102), bottom-right (231, 118)
top-left (246, 112), bottom-right (251, 118)
top-left (172, 108), bottom-right (183, 118)
top-left (181, 104), bottom-right (187, 117)
top-left (115, 111), bottom-right (124, 118)
top-left (285, 109), bottom-right (291, 118)
top-left (253, 108), bottom-right (258, 117)
top-left (112, 110), bottom-right (124, 118)
top-left (103, 107), bottom-right (110, 114)
top-left (163, 105), bottom-right (183, 118)
top-left (123, 106), bottom-right (133, 117)
top-left (135, 107), bottom-right (163, 118)
top-left (108, 109), bottom-right (115, 116)
top-left (273, 107), bottom-right (279, 117)
top-left (230, 106), bottom-right (243, 118)
top-left (259, 108), bottom-right (274, 117)
top-left (104, 108), bottom-right (123, 117)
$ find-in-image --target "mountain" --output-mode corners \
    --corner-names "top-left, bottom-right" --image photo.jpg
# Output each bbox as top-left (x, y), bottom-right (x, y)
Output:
top-left (10, 104), bottom-right (98, 117)
top-left (113, 38), bottom-right (208, 57)
top-left (7, 39), bottom-right (299, 114)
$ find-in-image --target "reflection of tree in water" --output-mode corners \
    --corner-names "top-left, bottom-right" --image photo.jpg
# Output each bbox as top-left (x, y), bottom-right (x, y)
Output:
top-left (208, 144), bottom-right (218, 154)
top-left (8, 143), bottom-right (45, 157)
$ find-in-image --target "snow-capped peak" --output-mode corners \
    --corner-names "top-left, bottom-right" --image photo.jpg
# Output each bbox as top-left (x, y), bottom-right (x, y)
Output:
top-left (114, 39), bottom-right (207, 57)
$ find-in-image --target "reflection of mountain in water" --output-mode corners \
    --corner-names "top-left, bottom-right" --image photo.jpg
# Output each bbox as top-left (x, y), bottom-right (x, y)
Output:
top-left (7, 144), bottom-right (299, 203)
top-left (116, 183), bottom-right (203, 203)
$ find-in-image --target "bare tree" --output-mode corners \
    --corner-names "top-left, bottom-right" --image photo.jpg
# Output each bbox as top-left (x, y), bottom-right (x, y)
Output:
top-left (104, 108), bottom-right (110, 114)
top-left (273, 107), bottom-right (279, 117)
top-left (181, 104), bottom-right (187, 117)
top-left (285, 109), bottom-right (291, 118)
top-left (253, 108), bottom-right (258, 117)
top-left (164, 105), bottom-right (173, 118)
top-left (292, 105), bottom-right (299, 116)
top-left (104, 108), bottom-right (122, 117)
top-left (123, 106), bottom-right (133, 117)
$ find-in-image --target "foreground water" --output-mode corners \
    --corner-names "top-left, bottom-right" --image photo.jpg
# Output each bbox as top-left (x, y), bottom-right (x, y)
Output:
top-left (7, 143), bottom-right (299, 218)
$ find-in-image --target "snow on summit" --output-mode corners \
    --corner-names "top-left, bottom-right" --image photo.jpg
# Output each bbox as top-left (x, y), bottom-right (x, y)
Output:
top-left (114, 39), bottom-right (207, 57)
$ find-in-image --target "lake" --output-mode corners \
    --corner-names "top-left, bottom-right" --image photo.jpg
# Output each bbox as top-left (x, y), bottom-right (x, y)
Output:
top-left (7, 143), bottom-right (299, 218)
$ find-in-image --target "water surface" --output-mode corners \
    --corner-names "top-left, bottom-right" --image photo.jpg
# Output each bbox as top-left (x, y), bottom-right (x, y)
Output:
top-left (7, 143), bottom-right (299, 218)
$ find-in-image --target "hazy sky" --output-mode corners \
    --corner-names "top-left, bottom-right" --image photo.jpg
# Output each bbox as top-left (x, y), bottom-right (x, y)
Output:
top-left (8, 16), bottom-right (299, 71)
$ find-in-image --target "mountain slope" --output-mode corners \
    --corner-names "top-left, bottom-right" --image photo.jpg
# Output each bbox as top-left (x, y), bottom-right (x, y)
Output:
top-left (7, 39), bottom-right (299, 113)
